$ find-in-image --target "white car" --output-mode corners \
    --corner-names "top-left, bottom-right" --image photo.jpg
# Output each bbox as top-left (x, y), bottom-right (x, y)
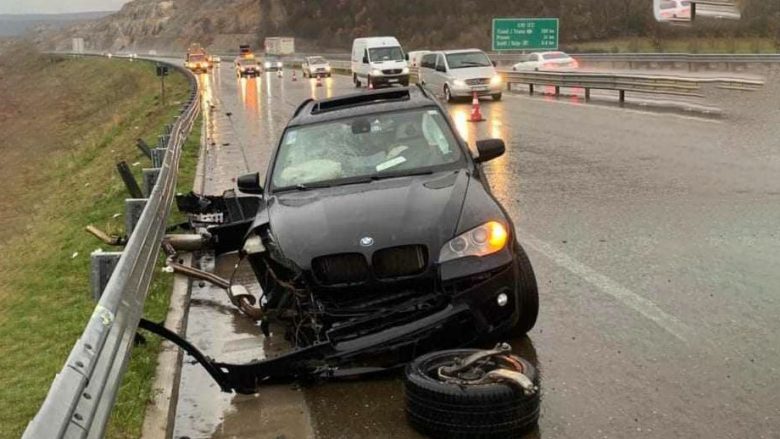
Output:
top-left (511, 52), bottom-right (579, 71)
top-left (657, 0), bottom-right (691, 21)
top-left (302, 56), bottom-right (331, 78)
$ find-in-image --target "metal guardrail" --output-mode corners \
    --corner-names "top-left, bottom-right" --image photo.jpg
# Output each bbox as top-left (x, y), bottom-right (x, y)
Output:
top-left (498, 69), bottom-right (763, 101)
top-left (23, 55), bottom-right (200, 439)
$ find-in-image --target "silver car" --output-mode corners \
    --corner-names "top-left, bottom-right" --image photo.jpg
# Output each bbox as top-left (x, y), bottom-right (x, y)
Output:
top-left (302, 56), bottom-right (332, 78)
top-left (419, 49), bottom-right (503, 102)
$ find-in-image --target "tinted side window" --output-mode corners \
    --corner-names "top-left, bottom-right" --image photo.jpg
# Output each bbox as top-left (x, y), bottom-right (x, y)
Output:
top-left (435, 54), bottom-right (445, 70)
top-left (421, 54), bottom-right (436, 69)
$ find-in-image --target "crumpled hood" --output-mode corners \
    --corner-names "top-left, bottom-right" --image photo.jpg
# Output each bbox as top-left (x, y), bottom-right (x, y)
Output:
top-left (267, 171), bottom-right (469, 269)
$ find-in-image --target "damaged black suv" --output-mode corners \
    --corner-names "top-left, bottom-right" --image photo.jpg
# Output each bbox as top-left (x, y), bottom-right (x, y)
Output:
top-left (236, 86), bottom-right (538, 345)
top-left (182, 86), bottom-right (538, 391)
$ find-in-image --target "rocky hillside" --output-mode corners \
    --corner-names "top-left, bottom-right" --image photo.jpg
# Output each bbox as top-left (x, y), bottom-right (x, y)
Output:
top-left (35, 0), bottom-right (780, 53)
top-left (36, 0), bottom-right (271, 53)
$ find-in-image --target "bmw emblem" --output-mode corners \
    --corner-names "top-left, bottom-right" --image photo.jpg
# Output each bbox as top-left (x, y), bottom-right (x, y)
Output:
top-left (359, 236), bottom-right (374, 247)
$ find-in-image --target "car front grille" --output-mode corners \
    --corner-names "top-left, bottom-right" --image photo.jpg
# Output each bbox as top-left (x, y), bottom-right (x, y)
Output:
top-left (465, 78), bottom-right (490, 85)
top-left (312, 245), bottom-right (428, 285)
top-left (382, 69), bottom-right (403, 75)
top-left (373, 245), bottom-right (428, 279)
top-left (312, 253), bottom-right (369, 285)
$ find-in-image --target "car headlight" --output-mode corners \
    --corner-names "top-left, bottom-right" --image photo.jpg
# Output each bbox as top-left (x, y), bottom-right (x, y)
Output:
top-left (452, 79), bottom-right (467, 87)
top-left (325, 65), bottom-right (331, 71)
top-left (371, 69), bottom-right (383, 76)
top-left (277, 62), bottom-right (283, 67)
top-left (402, 67), bottom-right (409, 74)
top-left (264, 62), bottom-right (271, 68)
top-left (439, 221), bottom-right (508, 263)
top-left (491, 75), bottom-right (502, 85)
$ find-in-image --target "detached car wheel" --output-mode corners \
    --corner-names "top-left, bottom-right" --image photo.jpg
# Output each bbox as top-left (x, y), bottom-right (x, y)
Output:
top-left (512, 243), bottom-right (539, 335)
top-left (404, 348), bottom-right (540, 438)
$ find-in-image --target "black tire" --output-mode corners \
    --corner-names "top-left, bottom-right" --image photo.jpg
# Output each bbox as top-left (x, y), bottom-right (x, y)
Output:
top-left (367, 75), bottom-right (373, 89)
top-left (492, 93), bottom-right (502, 101)
top-left (354, 74), bottom-right (361, 88)
top-left (512, 243), bottom-right (539, 335)
top-left (327, 73), bottom-right (332, 78)
top-left (444, 85), bottom-right (453, 103)
top-left (404, 349), bottom-right (540, 439)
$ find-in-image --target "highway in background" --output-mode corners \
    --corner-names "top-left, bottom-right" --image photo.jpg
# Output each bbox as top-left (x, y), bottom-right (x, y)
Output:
top-left (173, 62), bottom-right (780, 438)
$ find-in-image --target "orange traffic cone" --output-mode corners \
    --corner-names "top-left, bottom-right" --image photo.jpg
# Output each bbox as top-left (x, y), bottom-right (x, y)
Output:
top-left (292, 70), bottom-right (297, 81)
top-left (316, 75), bottom-right (323, 87)
top-left (469, 92), bottom-right (485, 122)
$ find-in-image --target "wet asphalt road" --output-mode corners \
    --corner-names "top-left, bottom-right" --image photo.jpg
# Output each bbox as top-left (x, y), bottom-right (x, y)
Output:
top-left (172, 63), bottom-right (780, 438)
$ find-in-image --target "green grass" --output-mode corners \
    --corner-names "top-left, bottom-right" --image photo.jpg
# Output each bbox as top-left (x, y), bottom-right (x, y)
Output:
top-left (565, 37), bottom-right (779, 53)
top-left (0, 52), bottom-right (199, 439)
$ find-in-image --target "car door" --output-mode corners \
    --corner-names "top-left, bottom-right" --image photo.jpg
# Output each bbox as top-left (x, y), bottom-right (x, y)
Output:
top-left (433, 53), bottom-right (448, 94)
top-left (420, 53), bottom-right (436, 87)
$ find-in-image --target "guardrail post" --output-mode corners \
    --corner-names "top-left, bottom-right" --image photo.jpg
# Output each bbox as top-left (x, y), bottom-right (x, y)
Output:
top-left (158, 134), bottom-right (169, 149)
top-left (585, 88), bottom-right (591, 101)
top-left (90, 251), bottom-right (122, 302)
top-left (135, 138), bottom-right (152, 159)
top-left (151, 148), bottom-right (166, 168)
top-left (116, 161), bottom-right (144, 199)
top-left (619, 90), bottom-right (626, 104)
top-left (125, 198), bottom-right (148, 236)
top-left (554, 86), bottom-right (560, 97)
top-left (529, 84), bottom-right (534, 95)
top-left (142, 168), bottom-right (161, 197)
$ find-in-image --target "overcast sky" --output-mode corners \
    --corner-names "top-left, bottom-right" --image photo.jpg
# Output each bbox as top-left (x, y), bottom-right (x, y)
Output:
top-left (0, 0), bottom-right (128, 14)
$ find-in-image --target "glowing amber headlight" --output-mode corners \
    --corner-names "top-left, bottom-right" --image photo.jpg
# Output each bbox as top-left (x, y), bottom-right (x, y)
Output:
top-left (439, 221), bottom-right (508, 263)
top-left (490, 74), bottom-right (502, 86)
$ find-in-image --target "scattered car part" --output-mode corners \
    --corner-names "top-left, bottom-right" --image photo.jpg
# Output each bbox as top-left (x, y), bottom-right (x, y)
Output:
top-left (85, 225), bottom-right (127, 246)
top-left (404, 345), bottom-right (540, 438)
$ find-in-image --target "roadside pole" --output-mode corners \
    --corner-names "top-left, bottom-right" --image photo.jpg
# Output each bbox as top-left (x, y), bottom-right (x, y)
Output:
top-left (156, 64), bottom-right (169, 106)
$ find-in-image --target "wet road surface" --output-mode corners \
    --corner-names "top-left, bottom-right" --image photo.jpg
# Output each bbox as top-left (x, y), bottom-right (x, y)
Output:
top-left (173, 63), bottom-right (780, 438)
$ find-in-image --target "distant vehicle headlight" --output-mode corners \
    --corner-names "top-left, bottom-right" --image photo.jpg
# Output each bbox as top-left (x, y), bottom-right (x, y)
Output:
top-left (264, 62), bottom-right (271, 68)
top-left (439, 221), bottom-right (508, 263)
top-left (490, 75), bottom-right (502, 86)
top-left (325, 65), bottom-right (331, 71)
top-left (402, 67), bottom-right (409, 74)
top-left (452, 79), bottom-right (467, 87)
top-left (371, 69), bottom-right (383, 76)
top-left (276, 62), bottom-right (283, 67)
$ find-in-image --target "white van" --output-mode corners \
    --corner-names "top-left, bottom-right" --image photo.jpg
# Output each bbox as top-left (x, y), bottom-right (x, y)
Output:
top-left (351, 37), bottom-right (410, 88)
top-left (419, 49), bottom-right (503, 102)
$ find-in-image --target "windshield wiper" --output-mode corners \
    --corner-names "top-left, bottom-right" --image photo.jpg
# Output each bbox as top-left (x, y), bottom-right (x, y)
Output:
top-left (370, 169), bottom-right (434, 181)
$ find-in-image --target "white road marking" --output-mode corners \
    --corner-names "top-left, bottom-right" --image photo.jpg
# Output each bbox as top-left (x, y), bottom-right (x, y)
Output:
top-left (520, 229), bottom-right (694, 342)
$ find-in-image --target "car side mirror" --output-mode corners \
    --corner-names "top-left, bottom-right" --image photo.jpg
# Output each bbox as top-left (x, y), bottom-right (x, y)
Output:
top-left (237, 172), bottom-right (263, 194)
top-left (436, 65), bottom-right (446, 73)
top-left (362, 56), bottom-right (369, 64)
top-left (492, 60), bottom-right (497, 67)
top-left (474, 139), bottom-right (505, 163)
top-left (404, 53), bottom-right (409, 61)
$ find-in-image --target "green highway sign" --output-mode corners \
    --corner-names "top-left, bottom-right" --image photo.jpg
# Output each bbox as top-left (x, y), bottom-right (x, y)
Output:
top-left (492, 18), bottom-right (559, 51)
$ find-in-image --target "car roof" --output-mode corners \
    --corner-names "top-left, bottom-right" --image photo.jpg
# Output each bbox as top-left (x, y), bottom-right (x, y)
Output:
top-left (288, 86), bottom-right (439, 127)
top-left (437, 49), bottom-right (484, 55)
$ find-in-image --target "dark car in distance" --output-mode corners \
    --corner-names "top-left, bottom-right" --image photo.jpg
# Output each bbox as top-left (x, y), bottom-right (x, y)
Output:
top-left (232, 85), bottom-right (538, 356)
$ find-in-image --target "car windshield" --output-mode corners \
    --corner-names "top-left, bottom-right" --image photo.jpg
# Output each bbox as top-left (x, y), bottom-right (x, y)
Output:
top-left (446, 52), bottom-right (492, 69)
top-left (542, 52), bottom-right (570, 60)
top-left (309, 57), bottom-right (326, 64)
top-left (369, 46), bottom-right (404, 62)
top-left (271, 108), bottom-right (464, 190)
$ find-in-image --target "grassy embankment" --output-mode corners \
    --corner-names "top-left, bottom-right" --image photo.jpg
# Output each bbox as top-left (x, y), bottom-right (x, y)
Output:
top-left (0, 44), bottom-right (202, 438)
